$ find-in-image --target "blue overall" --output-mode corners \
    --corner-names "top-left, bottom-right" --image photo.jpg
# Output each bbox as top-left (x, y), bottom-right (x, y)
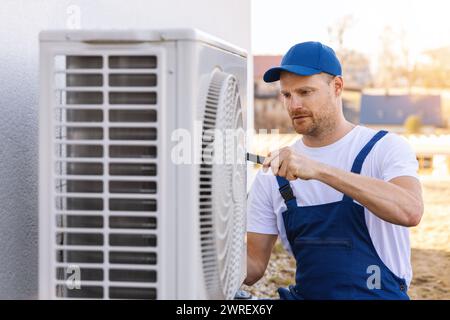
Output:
top-left (276, 130), bottom-right (410, 300)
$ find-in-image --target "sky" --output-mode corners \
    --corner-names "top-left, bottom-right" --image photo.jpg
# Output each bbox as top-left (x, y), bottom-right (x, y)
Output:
top-left (251, 0), bottom-right (450, 70)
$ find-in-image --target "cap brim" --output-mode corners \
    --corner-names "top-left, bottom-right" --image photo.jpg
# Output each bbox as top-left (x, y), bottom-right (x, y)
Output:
top-left (263, 65), bottom-right (321, 83)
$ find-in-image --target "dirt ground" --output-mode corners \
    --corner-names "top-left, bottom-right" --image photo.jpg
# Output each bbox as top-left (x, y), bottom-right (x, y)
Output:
top-left (242, 178), bottom-right (450, 300)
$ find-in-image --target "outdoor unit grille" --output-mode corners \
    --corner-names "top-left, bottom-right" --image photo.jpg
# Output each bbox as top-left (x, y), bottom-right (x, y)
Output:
top-left (199, 71), bottom-right (246, 299)
top-left (52, 53), bottom-right (160, 299)
top-left (40, 29), bottom-right (247, 300)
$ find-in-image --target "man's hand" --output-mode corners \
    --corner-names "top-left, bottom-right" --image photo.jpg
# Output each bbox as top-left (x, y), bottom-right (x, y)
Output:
top-left (262, 146), bottom-right (322, 180)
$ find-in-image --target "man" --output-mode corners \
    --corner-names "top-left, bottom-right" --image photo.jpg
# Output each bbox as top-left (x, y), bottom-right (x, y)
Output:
top-left (245, 41), bottom-right (423, 300)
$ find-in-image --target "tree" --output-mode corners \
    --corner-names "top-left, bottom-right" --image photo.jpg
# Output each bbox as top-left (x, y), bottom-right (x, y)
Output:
top-left (376, 26), bottom-right (420, 91)
top-left (416, 47), bottom-right (450, 89)
top-left (327, 15), bottom-right (372, 89)
top-left (404, 115), bottom-right (422, 134)
top-left (377, 26), bottom-right (400, 89)
top-left (328, 15), bottom-right (354, 52)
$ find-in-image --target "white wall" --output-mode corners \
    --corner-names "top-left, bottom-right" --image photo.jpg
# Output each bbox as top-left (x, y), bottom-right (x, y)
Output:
top-left (0, 0), bottom-right (251, 299)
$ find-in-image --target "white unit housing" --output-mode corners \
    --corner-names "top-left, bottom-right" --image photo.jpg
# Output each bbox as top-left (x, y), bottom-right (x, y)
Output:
top-left (39, 29), bottom-right (247, 300)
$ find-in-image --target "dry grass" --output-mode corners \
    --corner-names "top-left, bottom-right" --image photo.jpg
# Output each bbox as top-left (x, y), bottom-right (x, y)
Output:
top-left (409, 179), bottom-right (450, 300)
top-left (242, 178), bottom-right (450, 300)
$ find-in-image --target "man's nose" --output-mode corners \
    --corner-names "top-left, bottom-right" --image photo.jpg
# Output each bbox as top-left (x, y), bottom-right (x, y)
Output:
top-left (288, 96), bottom-right (304, 111)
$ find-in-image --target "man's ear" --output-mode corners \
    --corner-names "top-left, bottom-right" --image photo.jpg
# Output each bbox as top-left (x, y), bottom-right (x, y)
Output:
top-left (334, 76), bottom-right (344, 96)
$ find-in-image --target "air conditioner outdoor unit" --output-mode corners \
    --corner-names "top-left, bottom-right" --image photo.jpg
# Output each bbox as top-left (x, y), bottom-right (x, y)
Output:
top-left (39, 29), bottom-right (247, 300)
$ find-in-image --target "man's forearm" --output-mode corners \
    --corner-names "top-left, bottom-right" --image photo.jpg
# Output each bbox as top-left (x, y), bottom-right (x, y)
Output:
top-left (314, 164), bottom-right (423, 227)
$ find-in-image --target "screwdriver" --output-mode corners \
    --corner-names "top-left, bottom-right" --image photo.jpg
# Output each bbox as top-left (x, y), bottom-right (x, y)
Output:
top-left (246, 152), bottom-right (266, 165)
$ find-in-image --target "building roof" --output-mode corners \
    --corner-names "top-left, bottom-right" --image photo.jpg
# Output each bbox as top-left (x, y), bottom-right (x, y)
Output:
top-left (254, 55), bottom-right (282, 79)
top-left (360, 94), bottom-right (443, 126)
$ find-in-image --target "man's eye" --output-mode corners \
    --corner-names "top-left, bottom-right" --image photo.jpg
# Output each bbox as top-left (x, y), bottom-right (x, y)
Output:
top-left (301, 91), bottom-right (311, 95)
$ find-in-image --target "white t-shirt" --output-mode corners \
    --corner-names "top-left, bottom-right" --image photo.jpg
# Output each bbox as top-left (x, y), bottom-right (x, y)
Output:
top-left (247, 125), bottom-right (419, 286)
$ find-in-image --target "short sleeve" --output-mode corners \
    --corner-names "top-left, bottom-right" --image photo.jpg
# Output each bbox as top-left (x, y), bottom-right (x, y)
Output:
top-left (376, 133), bottom-right (419, 182)
top-left (246, 170), bottom-right (279, 235)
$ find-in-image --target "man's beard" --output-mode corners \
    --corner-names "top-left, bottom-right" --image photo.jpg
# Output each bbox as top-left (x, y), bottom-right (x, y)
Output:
top-left (292, 112), bottom-right (336, 137)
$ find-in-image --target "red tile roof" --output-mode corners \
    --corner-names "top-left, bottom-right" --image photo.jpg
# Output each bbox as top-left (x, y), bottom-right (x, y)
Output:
top-left (254, 55), bottom-right (282, 78)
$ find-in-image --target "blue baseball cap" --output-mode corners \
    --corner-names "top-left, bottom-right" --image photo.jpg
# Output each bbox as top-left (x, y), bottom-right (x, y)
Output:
top-left (263, 41), bottom-right (342, 82)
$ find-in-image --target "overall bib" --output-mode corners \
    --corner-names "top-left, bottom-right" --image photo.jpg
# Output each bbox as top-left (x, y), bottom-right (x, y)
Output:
top-left (276, 130), bottom-right (409, 300)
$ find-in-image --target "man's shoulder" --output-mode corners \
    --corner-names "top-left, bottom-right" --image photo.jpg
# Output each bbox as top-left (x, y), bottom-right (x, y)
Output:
top-left (353, 127), bottom-right (418, 181)
top-left (355, 125), bottom-right (378, 139)
top-left (357, 126), bottom-right (410, 149)
top-left (353, 127), bottom-right (416, 171)
top-left (362, 128), bottom-right (417, 175)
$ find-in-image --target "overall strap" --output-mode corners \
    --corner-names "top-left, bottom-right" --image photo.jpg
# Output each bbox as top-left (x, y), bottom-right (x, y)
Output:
top-left (342, 130), bottom-right (388, 202)
top-left (276, 176), bottom-right (298, 210)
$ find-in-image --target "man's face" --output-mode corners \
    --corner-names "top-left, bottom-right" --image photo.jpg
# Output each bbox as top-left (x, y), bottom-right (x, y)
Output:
top-left (279, 72), bottom-right (340, 136)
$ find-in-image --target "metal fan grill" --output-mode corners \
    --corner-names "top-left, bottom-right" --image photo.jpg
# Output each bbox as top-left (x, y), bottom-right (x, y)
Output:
top-left (199, 70), bottom-right (246, 300)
